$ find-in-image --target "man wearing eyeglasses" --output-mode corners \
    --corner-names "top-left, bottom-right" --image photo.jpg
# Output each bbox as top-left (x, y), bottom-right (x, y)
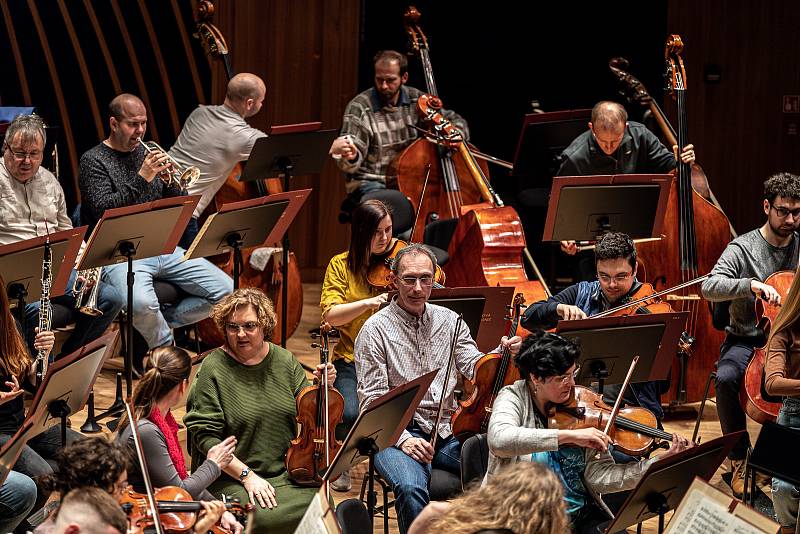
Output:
top-left (354, 243), bottom-right (521, 534)
top-left (701, 172), bottom-right (800, 498)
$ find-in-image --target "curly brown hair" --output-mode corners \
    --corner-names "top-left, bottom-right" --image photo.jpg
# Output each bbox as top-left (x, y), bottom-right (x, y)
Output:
top-left (41, 436), bottom-right (131, 496)
top-left (428, 462), bottom-right (569, 534)
top-left (210, 287), bottom-right (277, 340)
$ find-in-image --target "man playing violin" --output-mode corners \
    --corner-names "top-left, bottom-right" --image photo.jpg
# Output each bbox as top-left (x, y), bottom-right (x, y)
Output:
top-left (486, 331), bottom-right (691, 533)
top-left (355, 243), bottom-right (521, 534)
top-left (521, 232), bottom-right (666, 427)
top-left (701, 172), bottom-right (800, 498)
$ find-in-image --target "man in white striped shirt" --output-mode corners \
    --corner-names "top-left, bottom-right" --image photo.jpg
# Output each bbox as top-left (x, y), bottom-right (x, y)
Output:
top-left (355, 243), bottom-right (521, 534)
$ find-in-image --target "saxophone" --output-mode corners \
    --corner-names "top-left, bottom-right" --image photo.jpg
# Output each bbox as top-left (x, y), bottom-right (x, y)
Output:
top-left (34, 238), bottom-right (53, 386)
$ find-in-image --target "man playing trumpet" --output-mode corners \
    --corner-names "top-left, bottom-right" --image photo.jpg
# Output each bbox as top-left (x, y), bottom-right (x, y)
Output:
top-left (0, 114), bottom-right (124, 358)
top-left (78, 94), bottom-right (232, 371)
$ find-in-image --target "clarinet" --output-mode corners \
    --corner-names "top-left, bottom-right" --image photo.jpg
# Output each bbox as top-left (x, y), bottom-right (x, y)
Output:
top-left (34, 238), bottom-right (53, 386)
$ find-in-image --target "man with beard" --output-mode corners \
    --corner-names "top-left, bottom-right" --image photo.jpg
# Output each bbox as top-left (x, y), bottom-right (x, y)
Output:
top-left (701, 172), bottom-right (800, 497)
top-left (329, 50), bottom-right (469, 218)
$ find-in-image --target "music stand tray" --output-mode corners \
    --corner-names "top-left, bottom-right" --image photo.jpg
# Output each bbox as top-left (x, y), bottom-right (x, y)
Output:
top-left (557, 312), bottom-right (688, 390)
top-left (0, 227), bottom-right (85, 304)
top-left (541, 174), bottom-right (673, 242)
top-left (0, 331), bottom-right (117, 486)
top-left (603, 431), bottom-right (745, 533)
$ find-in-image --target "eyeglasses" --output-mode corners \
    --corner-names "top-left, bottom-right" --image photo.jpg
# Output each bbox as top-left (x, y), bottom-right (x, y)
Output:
top-left (549, 365), bottom-right (581, 385)
top-left (597, 271), bottom-right (633, 284)
top-left (225, 321), bottom-right (260, 334)
top-left (398, 275), bottom-right (434, 287)
top-left (4, 142), bottom-right (43, 161)
top-left (770, 203), bottom-right (800, 219)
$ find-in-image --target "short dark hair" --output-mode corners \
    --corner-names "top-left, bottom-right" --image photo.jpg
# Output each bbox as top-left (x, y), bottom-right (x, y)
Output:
top-left (594, 231), bottom-right (636, 270)
top-left (54, 487), bottom-right (128, 533)
top-left (373, 50), bottom-right (408, 76)
top-left (514, 331), bottom-right (580, 381)
top-left (42, 436), bottom-right (131, 495)
top-left (764, 173), bottom-right (800, 203)
top-left (391, 243), bottom-right (437, 276)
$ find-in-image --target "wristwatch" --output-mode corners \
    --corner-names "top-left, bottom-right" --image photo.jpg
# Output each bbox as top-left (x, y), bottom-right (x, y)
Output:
top-left (238, 467), bottom-right (250, 482)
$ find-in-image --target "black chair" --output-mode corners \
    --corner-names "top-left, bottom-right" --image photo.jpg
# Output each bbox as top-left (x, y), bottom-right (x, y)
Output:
top-left (361, 189), bottom-right (415, 240)
top-left (422, 218), bottom-right (457, 266)
top-left (335, 498), bottom-right (372, 534)
top-left (460, 433), bottom-right (489, 490)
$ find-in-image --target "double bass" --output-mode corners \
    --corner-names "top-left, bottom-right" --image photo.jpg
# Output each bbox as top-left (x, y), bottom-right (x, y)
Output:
top-left (193, 2), bottom-right (303, 346)
top-left (634, 35), bottom-right (732, 404)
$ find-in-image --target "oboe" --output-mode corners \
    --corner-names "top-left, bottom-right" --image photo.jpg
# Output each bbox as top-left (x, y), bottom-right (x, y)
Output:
top-left (34, 238), bottom-right (53, 386)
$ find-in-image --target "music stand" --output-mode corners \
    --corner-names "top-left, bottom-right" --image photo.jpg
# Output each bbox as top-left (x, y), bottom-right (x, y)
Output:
top-left (183, 189), bottom-right (311, 289)
top-left (542, 174), bottom-right (672, 242)
top-left (557, 312), bottom-right (688, 394)
top-left (0, 331), bottom-right (117, 485)
top-left (78, 196), bottom-right (198, 398)
top-left (240, 125), bottom-right (339, 347)
top-left (322, 369), bottom-right (438, 525)
top-left (603, 431), bottom-right (745, 533)
top-left (744, 421), bottom-right (800, 506)
top-left (0, 228), bottom-right (84, 328)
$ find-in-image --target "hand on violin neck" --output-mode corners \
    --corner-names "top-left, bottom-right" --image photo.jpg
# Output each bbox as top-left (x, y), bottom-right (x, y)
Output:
top-left (558, 427), bottom-right (611, 452)
top-left (400, 436), bottom-right (434, 464)
top-left (751, 280), bottom-right (782, 306)
top-left (557, 304), bottom-right (587, 321)
top-left (659, 433), bottom-right (693, 459)
top-left (193, 500), bottom-right (227, 533)
top-left (313, 362), bottom-right (337, 386)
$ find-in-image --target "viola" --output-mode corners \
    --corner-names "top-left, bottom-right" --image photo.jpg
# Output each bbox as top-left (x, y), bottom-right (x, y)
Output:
top-left (366, 239), bottom-right (446, 290)
top-left (548, 386), bottom-right (673, 457)
top-left (286, 324), bottom-right (344, 487)
top-left (451, 294), bottom-right (525, 442)
top-left (120, 486), bottom-right (251, 534)
top-left (740, 270), bottom-right (794, 424)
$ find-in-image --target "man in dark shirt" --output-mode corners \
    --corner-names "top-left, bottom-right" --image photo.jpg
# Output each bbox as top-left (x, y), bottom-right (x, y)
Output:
top-left (521, 232), bottom-right (666, 427)
top-left (79, 94), bottom-right (232, 365)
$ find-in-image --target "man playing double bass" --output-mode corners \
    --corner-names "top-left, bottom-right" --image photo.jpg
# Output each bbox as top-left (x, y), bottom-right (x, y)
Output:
top-left (701, 172), bottom-right (800, 498)
top-left (521, 232), bottom-right (667, 438)
top-left (330, 50), bottom-right (469, 219)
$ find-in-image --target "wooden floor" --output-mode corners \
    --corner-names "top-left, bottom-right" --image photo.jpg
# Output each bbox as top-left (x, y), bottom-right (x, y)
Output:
top-left (68, 283), bottom-right (770, 533)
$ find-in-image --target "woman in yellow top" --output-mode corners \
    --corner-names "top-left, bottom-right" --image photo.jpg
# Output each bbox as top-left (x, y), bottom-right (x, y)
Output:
top-left (320, 199), bottom-right (393, 490)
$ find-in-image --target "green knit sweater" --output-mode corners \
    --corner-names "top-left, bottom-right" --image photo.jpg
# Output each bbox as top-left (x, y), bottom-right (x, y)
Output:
top-left (184, 344), bottom-right (317, 533)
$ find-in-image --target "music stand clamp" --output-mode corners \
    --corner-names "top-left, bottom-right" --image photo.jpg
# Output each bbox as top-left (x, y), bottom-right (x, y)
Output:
top-left (239, 128), bottom-right (338, 347)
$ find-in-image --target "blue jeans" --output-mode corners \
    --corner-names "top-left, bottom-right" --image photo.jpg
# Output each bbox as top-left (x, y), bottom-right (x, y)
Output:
top-left (0, 471), bottom-right (36, 533)
top-left (773, 397), bottom-right (800, 528)
top-left (715, 338), bottom-right (755, 460)
top-left (333, 360), bottom-right (359, 442)
top-left (373, 422), bottom-right (461, 534)
top-left (103, 247), bottom-right (233, 348)
top-left (24, 268), bottom-right (125, 358)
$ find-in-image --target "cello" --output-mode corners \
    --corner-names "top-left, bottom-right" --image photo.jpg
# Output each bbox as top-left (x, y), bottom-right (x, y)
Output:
top-left (634, 35), bottom-right (732, 404)
top-left (192, 2), bottom-right (303, 347)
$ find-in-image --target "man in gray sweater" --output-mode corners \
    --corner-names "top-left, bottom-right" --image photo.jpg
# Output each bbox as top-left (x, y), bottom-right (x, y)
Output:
top-left (701, 172), bottom-right (800, 497)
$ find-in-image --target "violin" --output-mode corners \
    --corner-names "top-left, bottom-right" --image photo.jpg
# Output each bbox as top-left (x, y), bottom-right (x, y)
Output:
top-left (119, 486), bottom-right (251, 534)
top-left (591, 275), bottom-right (708, 319)
top-left (286, 324), bottom-right (345, 488)
top-left (548, 385), bottom-right (673, 457)
top-left (366, 239), bottom-right (446, 290)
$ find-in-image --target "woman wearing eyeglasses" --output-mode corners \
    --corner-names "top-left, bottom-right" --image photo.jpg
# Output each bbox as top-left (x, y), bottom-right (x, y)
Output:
top-left (319, 199), bottom-right (393, 490)
top-left (485, 331), bottom-right (691, 534)
top-left (185, 287), bottom-right (335, 534)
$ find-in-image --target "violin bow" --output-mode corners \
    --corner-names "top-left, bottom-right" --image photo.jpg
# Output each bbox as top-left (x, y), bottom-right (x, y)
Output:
top-left (409, 163), bottom-right (433, 243)
top-left (320, 322), bottom-right (332, 500)
top-left (591, 274), bottom-right (709, 319)
top-left (124, 400), bottom-right (165, 534)
top-left (602, 356), bottom-right (639, 439)
top-left (430, 314), bottom-right (463, 450)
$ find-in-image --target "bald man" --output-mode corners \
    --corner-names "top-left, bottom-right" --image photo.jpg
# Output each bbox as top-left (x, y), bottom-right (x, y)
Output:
top-left (78, 94), bottom-right (233, 369)
top-left (168, 73), bottom-right (268, 247)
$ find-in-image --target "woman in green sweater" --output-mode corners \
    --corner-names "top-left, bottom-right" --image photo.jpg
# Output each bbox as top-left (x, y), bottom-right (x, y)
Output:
top-left (184, 287), bottom-right (336, 534)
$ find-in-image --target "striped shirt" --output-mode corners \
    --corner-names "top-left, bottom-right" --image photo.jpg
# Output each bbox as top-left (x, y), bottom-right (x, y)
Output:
top-left (355, 298), bottom-right (483, 446)
top-left (336, 85), bottom-right (469, 193)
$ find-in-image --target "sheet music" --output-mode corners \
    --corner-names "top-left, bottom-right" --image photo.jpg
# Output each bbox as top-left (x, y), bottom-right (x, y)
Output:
top-left (293, 488), bottom-right (340, 534)
top-left (666, 486), bottom-right (774, 534)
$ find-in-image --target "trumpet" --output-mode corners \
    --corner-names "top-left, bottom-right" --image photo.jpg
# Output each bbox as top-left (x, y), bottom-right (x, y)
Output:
top-left (136, 138), bottom-right (200, 191)
top-left (72, 267), bottom-right (103, 317)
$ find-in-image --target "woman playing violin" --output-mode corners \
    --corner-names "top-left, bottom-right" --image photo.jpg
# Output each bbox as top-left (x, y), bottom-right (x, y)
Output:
top-left (185, 288), bottom-right (335, 534)
top-left (116, 346), bottom-right (243, 533)
top-left (319, 199), bottom-right (392, 490)
top-left (486, 331), bottom-right (691, 534)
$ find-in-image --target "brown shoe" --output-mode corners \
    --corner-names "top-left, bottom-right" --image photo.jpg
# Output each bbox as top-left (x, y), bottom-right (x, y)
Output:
top-left (729, 458), bottom-right (746, 498)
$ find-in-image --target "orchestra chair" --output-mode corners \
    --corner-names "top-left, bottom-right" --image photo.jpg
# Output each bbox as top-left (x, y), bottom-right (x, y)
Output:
top-left (692, 361), bottom-right (718, 444)
top-left (459, 433), bottom-right (489, 490)
top-left (335, 498), bottom-right (372, 534)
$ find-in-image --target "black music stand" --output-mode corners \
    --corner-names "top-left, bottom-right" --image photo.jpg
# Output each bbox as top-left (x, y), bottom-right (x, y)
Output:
top-left (744, 421), bottom-right (800, 507)
top-left (0, 331), bottom-right (116, 485)
top-left (78, 196), bottom-right (198, 399)
top-left (323, 369), bottom-right (438, 527)
top-left (603, 431), bottom-right (744, 534)
top-left (240, 126), bottom-right (339, 347)
top-left (557, 312), bottom-right (688, 394)
top-left (182, 189), bottom-right (311, 289)
top-left (0, 228), bottom-right (84, 328)
top-left (541, 174), bottom-right (673, 243)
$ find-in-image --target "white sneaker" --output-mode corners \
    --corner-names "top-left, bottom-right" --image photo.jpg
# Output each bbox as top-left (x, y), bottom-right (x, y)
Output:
top-left (330, 469), bottom-right (352, 492)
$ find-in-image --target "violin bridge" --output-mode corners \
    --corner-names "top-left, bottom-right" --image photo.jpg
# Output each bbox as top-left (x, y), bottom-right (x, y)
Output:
top-left (665, 294), bottom-right (701, 301)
